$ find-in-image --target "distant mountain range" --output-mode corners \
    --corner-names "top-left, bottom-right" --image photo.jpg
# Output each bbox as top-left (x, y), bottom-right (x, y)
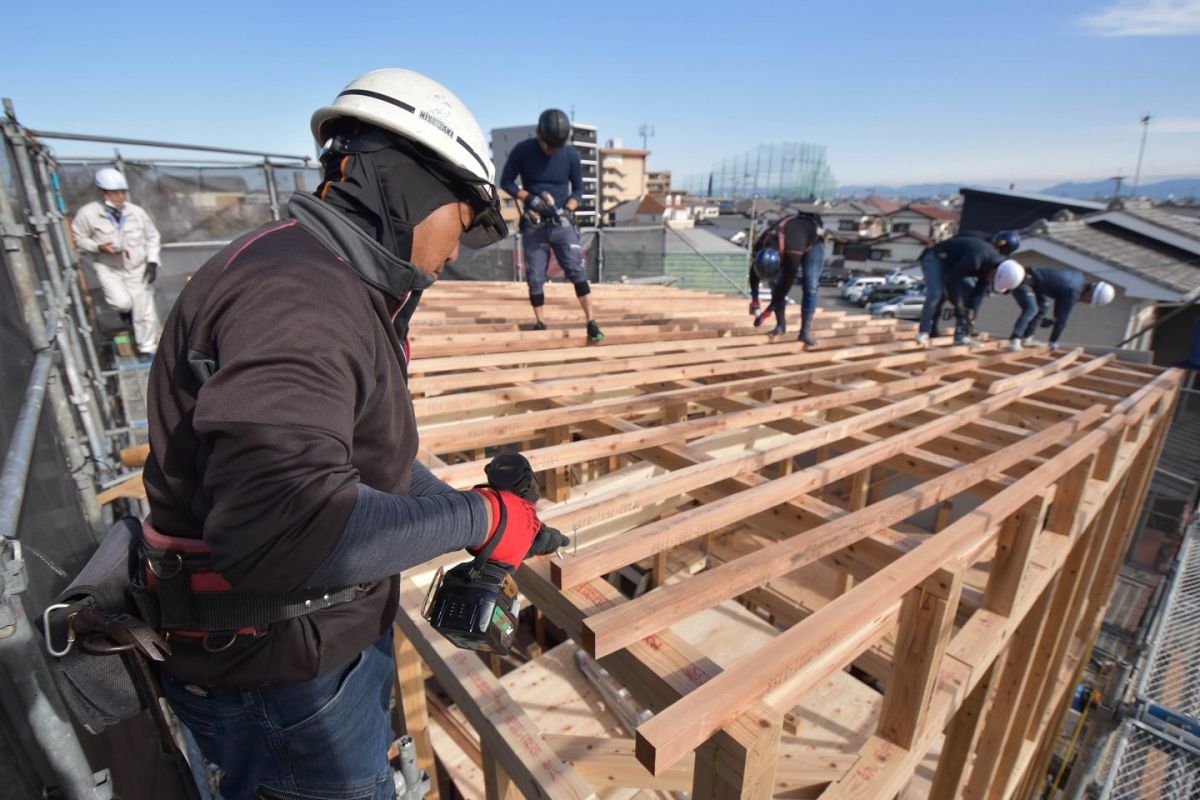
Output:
top-left (838, 177), bottom-right (1200, 201)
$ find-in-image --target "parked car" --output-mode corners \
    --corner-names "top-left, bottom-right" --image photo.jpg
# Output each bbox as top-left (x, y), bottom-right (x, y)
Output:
top-left (842, 276), bottom-right (886, 303)
top-left (872, 295), bottom-right (926, 320)
top-left (820, 262), bottom-right (853, 287)
top-left (859, 283), bottom-right (914, 307)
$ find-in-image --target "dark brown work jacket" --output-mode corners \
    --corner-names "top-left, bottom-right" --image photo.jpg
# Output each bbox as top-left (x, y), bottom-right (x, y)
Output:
top-left (143, 192), bottom-right (432, 687)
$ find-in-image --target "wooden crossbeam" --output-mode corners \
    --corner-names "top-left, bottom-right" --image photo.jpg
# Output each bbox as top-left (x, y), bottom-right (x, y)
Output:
top-left (632, 405), bottom-right (1106, 775)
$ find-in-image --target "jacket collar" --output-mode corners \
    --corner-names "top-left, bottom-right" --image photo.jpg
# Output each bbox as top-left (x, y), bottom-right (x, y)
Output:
top-left (287, 192), bottom-right (436, 302)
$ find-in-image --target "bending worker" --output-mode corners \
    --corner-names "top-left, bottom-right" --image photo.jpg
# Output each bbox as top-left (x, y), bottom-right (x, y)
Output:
top-left (916, 229), bottom-right (1024, 346)
top-left (499, 108), bottom-right (604, 341)
top-left (71, 167), bottom-right (163, 357)
top-left (141, 69), bottom-right (566, 800)
top-left (1009, 267), bottom-right (1115, 350)
top-left (748, 210), bottom-right (826, 345)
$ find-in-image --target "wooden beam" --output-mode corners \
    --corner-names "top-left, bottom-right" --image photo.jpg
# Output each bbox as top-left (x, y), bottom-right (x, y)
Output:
top-left (392, 626), bottom-right (441, 800)
top-left (582, 405), bottom-right (1104, 659)
top-left (631, 406), bottom-right (1106, 775)
top-left (393, 580), bottom-right (596, 800)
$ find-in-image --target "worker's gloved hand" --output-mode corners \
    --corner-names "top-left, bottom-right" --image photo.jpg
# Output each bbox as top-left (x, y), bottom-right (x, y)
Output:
top-left (468, 488), bottom-right (566, 568)
top-left (144, 262), bottom-right (158, 285)
top-left (526, 193), bottom-right (553, 220)
top-left (749, 299), bottom-right (761, 316)
top-left (558, 207), bottom-right (575, 227)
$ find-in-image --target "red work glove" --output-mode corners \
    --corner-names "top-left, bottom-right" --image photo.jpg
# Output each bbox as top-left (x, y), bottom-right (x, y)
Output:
top-left (469, 488), bottom-right (568, 569)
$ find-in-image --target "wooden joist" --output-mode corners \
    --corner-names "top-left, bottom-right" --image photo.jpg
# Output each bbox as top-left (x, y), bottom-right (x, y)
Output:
top-left (387, 283), bottom-right (1181, 800)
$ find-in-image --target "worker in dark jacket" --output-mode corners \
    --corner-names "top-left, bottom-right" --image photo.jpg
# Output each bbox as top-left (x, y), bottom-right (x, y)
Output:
top-left (499, 109), bottom-right (604, 341)
top-left (142, 69), bottom-right (565, 800)
top-left (747, 212), bottom-right (825, 345)
top-left (917, 230), bottom-right (1024, 347)
top-left (1009, 267), bottom-right (1116, 350)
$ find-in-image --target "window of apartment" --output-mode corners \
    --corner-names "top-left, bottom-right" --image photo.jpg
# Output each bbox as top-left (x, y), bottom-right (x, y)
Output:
top-left (869, 249), bottom-right (891, 260)
top-left (838, 220), bottom-right (859, 232)
top-left (892, 222), bottom-right (910, 233)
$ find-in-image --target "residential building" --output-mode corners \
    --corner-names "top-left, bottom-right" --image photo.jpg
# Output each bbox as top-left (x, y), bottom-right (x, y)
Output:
top-left (842, 231), bottom-right (934, 272)
top-left (885, 203), bottom-right (959, 242)
top-left (490, 121), bottom-right (600, 227)
top-left (599, 139), bottom-right (651, 214)
top-left (647, 170), bottom-right (672, 196)
top-left (607, 194), bottom-right (694, 228)
top-left (958, 186), bottom-right (1106, 234)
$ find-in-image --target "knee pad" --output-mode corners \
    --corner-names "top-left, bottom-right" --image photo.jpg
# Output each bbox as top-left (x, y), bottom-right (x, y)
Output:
top-left (573, 281), bottom-right (591, 298)
top-left (529, 292), bottom-right (545, 308)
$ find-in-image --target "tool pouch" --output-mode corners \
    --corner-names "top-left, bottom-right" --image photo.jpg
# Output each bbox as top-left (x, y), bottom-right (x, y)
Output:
top-left (41, 517), bottom-right (148, 733)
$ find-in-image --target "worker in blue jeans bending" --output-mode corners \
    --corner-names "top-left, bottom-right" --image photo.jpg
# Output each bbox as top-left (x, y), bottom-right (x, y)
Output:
top-left (748, 212), bottom-right (826, 346)
top-left (1009, 266), bottom-right (1115, 351)
top-left (500, 108), bottom-right (604, 342)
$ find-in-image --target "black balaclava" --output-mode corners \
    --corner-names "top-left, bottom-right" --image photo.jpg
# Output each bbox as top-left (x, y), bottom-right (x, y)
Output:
top-left (316, 123), bottom-right (464, 263)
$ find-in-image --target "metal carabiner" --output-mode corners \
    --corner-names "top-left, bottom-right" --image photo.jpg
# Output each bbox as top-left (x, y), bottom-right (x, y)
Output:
top-left (145, 551), bottom-right (183, 579)
top-left (42, 603), bottom-right (78, 658)
top-left (202, 631), bottom-right (238, 653)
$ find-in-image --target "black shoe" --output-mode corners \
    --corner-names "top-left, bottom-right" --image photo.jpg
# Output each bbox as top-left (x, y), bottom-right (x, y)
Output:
top-left (798, 331), bottom-right (818, 347)
top-left (768, 323), bottom-right (786, 337)
top-left (586, 321), bottom-right (605, 342)
top-left (532, 321), bottom-right (547, 331)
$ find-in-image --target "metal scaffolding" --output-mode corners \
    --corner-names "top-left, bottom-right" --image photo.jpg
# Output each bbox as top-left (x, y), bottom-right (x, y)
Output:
top-left (1100, 515), bottom-right (1200, 799)
top-left (680, 141), bottom-right (838, 202)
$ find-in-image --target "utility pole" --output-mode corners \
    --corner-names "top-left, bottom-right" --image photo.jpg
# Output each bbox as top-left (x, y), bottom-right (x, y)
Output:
top-left (1131, 114), bottom-right (1151, 198)
top-left (638, 123), bottom-right (655, 151)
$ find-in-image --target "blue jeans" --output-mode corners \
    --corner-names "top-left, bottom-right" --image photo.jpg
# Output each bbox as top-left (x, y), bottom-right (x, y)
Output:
top-left (768, 241), bottom-right (824, 332)
top-left (521, 221), bottom-right (587, 294)
top-left (163, 633), bottom-right (397, 800)
top-left (1011, 285), bottom-right (1051, 340)
top-left (918, 252), bottom-right (971, 340)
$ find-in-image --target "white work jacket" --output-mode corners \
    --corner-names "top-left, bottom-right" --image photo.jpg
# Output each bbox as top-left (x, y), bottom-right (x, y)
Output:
top-left (71, 200), bottom-right (162, 272)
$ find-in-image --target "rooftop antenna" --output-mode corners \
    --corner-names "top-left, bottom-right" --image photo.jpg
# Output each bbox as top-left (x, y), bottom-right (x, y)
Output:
top-left (1108, 173), bottom-right (1126, 199)
top-left (1130, 114), bottom-right (1152, 198)
top-left (638, 123), bottom-right (655, 150)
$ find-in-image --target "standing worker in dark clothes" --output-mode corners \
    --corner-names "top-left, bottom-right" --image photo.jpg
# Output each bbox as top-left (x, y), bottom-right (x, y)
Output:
top-left (1009, 267), bottom-right (1115, 350)
top-left (916, 230), bottom-right (1024, 347)
top-left (499, 109), bottom-right (604, 341)
top-left (747, 211), bottom-right (826, 345)
top-left (140, 69), bottom-right (566, 800)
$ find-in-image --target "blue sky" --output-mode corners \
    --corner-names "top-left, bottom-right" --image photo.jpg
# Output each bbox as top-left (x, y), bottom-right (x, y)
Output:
top-left (3, 0), bottom-right (1197, 189)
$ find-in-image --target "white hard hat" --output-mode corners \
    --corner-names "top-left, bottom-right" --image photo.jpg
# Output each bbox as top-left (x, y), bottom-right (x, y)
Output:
top-left (993, 259), bottom-right (1025, 293)
top-left (311, 69), bottom-right (505, 247)
top-left (95, 167), bottom-right (128, 191)
top-left (1089, 281), bottom-right (1116, 306)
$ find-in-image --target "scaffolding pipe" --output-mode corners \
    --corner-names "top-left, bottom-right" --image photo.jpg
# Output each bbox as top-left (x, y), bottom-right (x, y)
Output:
top-left (31, 150), bottom-right (113, 425)
top-left (27, 127), bottom-right (311, 163)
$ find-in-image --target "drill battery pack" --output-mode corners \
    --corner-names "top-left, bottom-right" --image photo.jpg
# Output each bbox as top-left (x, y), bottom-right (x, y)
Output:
top-left (421, 561), bottom-right (520, 655)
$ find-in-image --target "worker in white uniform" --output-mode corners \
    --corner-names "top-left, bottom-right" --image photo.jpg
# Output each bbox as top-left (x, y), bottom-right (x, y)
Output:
top-left (71, 167), bottom-right (162, 356)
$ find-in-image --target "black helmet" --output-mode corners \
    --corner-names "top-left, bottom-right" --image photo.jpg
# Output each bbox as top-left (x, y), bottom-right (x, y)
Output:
top-left (537, 108), bottom-right (571, 149)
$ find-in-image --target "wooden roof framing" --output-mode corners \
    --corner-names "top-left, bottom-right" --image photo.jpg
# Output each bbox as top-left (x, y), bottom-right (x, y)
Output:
top-left (393, 281), bottom-right (1183, 800)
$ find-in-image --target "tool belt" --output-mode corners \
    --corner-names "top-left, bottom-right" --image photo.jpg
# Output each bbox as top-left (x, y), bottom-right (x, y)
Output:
top-left (42, 517), bottom-right (366, 732)
top-left (130, 520), bottom-right (364, 651)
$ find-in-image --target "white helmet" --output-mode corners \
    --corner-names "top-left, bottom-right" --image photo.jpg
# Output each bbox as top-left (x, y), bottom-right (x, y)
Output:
top-left (1088, 281), bottom-right (1116, 306)
top-left (311, 69), bottom-right (505, 247)
top-left (992, 259), bottom-right (1025, 293)
top-left (95, 167), bottom-right (128, 191)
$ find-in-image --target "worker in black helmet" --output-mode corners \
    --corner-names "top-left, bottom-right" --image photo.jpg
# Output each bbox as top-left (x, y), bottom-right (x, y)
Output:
top-left (499, 108), bottom-right (604, 341)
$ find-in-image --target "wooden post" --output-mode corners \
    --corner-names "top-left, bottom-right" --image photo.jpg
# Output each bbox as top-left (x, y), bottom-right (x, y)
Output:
top-left (392, 624), bottom-right (441, 800)
top-left (690, 712), bottom-right (782, 800)
top-left (482, 746), bottom-right (516, 800)
top-left (983, 495), bottom-right (1051, 616)
top-left (928, 664), bottom-right (995, 800)
top-left (877, 565), bottom-right (965, 749)
top-left (544, 426), bottom-right (572, 503)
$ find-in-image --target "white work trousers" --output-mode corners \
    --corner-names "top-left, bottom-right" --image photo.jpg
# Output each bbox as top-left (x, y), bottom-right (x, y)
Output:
top-left (93, 261), bottom-right (160, 354)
